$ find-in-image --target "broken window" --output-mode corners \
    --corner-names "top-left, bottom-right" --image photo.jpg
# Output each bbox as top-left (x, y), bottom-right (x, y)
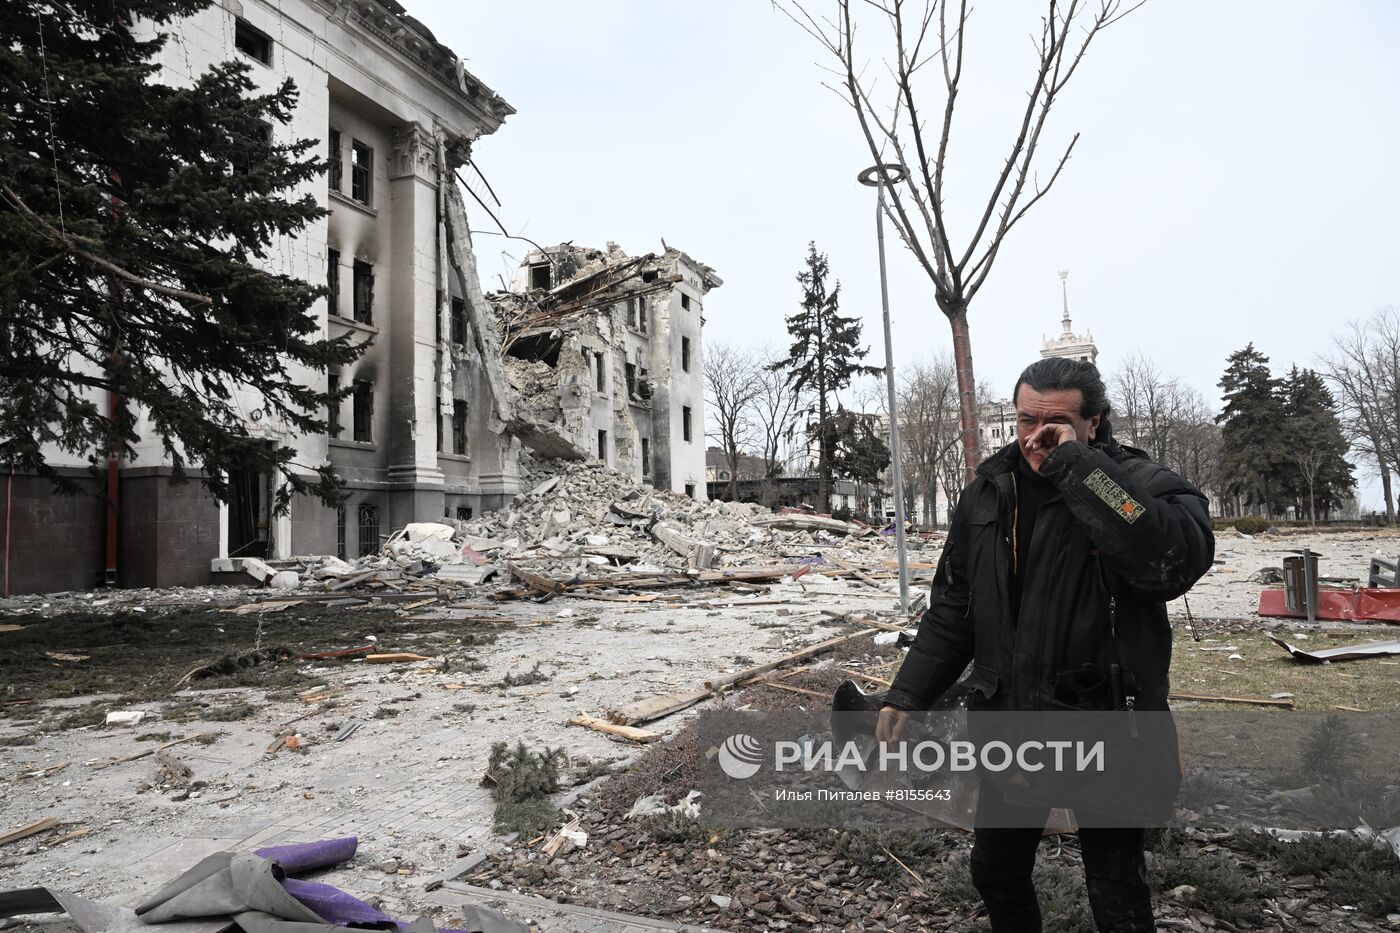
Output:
top-left (625, 362), bottom-right (637, 399)
top-left (327, 373), bottom-right (341, 438)
top-left (639, 300), bottom-right (648, 334)
top-left (683, 406), bottom-right (693, 442)
top-left (335, 504), bottom-right (346, 560)
top-left (685, 483), bottom-right (696, 499)
top-left (681, 293), bottom-right (691, 311)
top-left (641, 438), bottom-right (651, 476)
top-left (351, 140), bottom-right (372, 204)
top-left (234, 18), bottom-right (271, 65)
top-left (595, 352), bottom-right (605, 392)
top-left (357, 504), bottom-right (379, 557)
top-left (529, 263), bottom-right (550, 290)
top-left (352, 260), bottom-right (373, 324)
top-left (457, 506), bottom-right (473, 522)
top-left (637, 368), bottom-right (652, 400)
top-left (353, 379), bottom-right (373, 442)
top-left (326, 249), bottom-right (340, 316)
top-left (450, 297), bottom-right (466, 344)
top-left (452, 399), bottom-right (467, 455)
top-left (327, 127), bottom-right (342, 192)
top-left (598, 430), bottom-right (608, 461)
top-left (681, 336), bottom-right (691, 373)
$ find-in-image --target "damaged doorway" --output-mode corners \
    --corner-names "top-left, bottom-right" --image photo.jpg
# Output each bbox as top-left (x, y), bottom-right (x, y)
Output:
top-left (226, 450), bottom-right (272, 559)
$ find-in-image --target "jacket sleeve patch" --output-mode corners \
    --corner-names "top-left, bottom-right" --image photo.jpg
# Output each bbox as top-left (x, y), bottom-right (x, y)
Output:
top-left (1084, 468), bottom-right (1146, 524)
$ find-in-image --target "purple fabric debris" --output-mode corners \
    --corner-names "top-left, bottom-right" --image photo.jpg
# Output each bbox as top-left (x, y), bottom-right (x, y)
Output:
top-left (255, 838), bottom-right (359, 875)
top-left (796, 555), bottom-right (826, 566)
top-left (278, 879), bottom-right (394, 930)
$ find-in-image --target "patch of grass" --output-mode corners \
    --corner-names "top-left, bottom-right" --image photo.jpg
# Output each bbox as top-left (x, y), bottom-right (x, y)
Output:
top-left (51, 701), bottom-right (116, 730)
top-left (1231, 830), bottom-right (1400, 917)
top-left (1032, 859), bottom-right (1096, 933)
top-left (640, 811), bottom-right (709, 844)
top-left (1169, 627), bottom-right (1400, 712)
top-left (500, 663), bottom-right (549, 688)
top-left (0, 734), bottom-right (37, 746)
top-left (162, 699), bottom-right (206, 721)
top-left (136, 731), bottom-right (175, 743)
top-left (484, 741), bottom-right (565, 836)
top-left (1149, 834), bottom-right (1264, 922)
top-left (452, 702), bottom-right (478, 714)
top-left (372, 707), bottom-right (400, 719)
top-left (202, 701), bottom-right (257, 722)
top-left (1298, 713), bottom-right (1359, 782)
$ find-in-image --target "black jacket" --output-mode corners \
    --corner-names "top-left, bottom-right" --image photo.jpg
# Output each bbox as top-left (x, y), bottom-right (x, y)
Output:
top-left (886, 438), bottom-right (1214, 714)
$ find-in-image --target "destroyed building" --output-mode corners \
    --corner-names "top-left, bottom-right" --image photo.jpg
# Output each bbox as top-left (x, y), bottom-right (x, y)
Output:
top-left (5, 0), bottom-right (522, 593)
top-left (488, 243), bottom-right (721, 500)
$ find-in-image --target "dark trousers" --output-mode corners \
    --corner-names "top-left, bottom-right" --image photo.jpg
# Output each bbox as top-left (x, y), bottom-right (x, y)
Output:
top-left (970, 782), bottom-right (1154, 933)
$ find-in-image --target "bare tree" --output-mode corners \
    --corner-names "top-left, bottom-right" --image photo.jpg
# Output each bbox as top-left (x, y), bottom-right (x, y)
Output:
top-left (898, 357), bottom-right (962, 526)
top-left (1322, 307), bottom-right (1400, 524)
top-left (777, 0), bottom-right (1143, 482)
top-left (1110, 352), bottom-right (1185, 464)
top-left (704, 343), bottom-right (762, 501)
top-left (751, 347), bottom-right (812, 507)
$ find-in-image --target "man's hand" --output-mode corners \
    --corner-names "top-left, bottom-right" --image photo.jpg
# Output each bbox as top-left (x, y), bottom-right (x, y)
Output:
top-left (1025, 423), bottom-right (1077, 458)
top-left (876, 705), bottom-right (909, 745)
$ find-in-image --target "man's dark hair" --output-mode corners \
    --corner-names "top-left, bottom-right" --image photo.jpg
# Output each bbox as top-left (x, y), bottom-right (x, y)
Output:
top-left (1013, 358), bottom-right (1116, 442)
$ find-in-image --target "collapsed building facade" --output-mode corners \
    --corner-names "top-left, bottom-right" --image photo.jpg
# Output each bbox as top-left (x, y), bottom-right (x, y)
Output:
top-left (5, 0), bottom-right (525, 593)
top-left (488, 243), bottom-right (721, 500)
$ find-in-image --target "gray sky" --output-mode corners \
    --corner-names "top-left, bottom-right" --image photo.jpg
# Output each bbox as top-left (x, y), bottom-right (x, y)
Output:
top-left (423, 0), bottom-right (1399, 506)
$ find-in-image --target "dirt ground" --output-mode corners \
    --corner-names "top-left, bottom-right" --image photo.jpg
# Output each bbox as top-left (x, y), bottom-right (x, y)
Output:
top-left (2, 527), bottom-right (1400, 931)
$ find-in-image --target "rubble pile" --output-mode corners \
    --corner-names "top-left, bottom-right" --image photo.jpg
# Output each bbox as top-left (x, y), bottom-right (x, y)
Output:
top-left (450, 455), bottom-right (893, 580)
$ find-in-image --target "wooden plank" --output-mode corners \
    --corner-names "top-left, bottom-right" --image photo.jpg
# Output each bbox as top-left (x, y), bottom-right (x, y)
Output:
top-left (88, 732), bottom-right (213, 770)
top-left (568, 713), bottom-right (660, 743)
top-left (1169, 692), bottom-right (1295, 708)
top-left (607, 687), bottom-right (713, 726)
top-left (366, 653), bottom-right (431, 664)
top-left (328, 570), bottom-right (377, 592)
top-left (757, 682), bottom-right (829, 699)
top-left (705, 629), bottom-right (879, 692)
top-left (507, 563), bottom-right (570, 595)
top-left (0, 817), bottom-right (60, 848)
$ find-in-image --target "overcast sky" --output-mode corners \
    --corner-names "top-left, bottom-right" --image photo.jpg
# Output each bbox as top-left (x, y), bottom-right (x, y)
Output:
top-left (420, 0), bottom-right (1399, 506)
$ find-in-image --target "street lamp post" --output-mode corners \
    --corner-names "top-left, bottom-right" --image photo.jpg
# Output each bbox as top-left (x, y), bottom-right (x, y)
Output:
top-left (858, 163), bottom-right (911, 616)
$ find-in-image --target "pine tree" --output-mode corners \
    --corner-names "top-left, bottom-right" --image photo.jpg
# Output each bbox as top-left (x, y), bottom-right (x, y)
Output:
top-left (773, 243), bottom-right (879, 513)
top-left (0, 0), bottom-right (360, 506)
top-left (1282, 367), bottom-right (1354, 524)
top-left (827, 409), bottom-right (890, 518)
top-left (1216, 345), bottom-right (1288, 517)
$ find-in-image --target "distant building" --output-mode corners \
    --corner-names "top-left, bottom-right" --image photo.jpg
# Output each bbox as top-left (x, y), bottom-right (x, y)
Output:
top-left (1040, 271), bottom-right (1099, 364)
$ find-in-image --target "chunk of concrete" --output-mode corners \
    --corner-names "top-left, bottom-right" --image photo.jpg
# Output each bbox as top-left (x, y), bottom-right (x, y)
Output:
top-left (269, 571), bottom-right (300, 589)
top-left (240, 557), bottom-right (274, 584)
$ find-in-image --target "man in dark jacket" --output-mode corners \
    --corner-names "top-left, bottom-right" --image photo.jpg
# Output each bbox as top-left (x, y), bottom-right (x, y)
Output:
top-left (876, 358), bottom-right (1214, 933)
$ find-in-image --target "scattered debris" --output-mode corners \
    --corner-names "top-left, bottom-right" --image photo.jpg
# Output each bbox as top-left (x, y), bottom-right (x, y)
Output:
top-left (104, 710), bottom-right (146, 727)
top-left (625, 790), bottom-right (702, 820)
top-left (1269, 634), bottom-right (1400, 663)
top-left (1169, 691), bottom-right (1295, 708)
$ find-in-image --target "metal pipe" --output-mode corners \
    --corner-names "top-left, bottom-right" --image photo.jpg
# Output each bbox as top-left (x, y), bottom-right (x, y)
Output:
top-left (873, 174), bottom-right (910, 615)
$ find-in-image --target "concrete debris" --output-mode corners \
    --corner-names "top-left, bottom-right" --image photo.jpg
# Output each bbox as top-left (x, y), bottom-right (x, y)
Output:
top-left (1269, 634), bottom-right (1400, 663)
top-left (235, 451), bottom-right (909, 601)
top-left (625, 789), bottom-right (702, 821)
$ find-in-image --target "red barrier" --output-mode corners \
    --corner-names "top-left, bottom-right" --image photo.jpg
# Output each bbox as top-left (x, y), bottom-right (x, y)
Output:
top-left (1258, 588), bottom-right (1400, 623)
